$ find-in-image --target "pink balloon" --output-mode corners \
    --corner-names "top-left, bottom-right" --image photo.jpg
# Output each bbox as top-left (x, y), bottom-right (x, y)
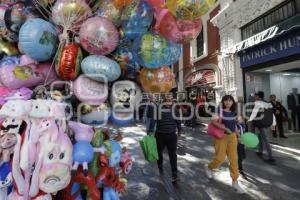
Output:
top-left (20, 55), bottom-right (37, 65)
top-left (79, 16), bottom-right (119, 55)
top-left (73, 75), bottom-right (108, 105)
top-left (37, 63), bottom-right (60, 85)
top-left (154, 8), bottom-right (202, 44)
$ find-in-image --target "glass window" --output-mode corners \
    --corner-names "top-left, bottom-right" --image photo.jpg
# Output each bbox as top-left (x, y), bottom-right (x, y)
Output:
top-left (196, 30), bottom-right (204, 57)
top-left (241, 0), bottom-right (298, 40)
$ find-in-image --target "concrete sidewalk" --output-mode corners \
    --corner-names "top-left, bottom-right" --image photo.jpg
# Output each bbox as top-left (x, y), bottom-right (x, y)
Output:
top-left (119, 124), bottom-right (300, 200)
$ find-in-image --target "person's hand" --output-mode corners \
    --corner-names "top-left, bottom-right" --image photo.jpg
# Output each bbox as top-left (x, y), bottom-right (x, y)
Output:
top-left (271, 125), bottom-right (276, 131)
top-left (276, 110), bottom-right (280, 115)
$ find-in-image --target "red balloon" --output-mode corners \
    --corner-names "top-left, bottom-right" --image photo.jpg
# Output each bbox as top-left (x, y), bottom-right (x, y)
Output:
top-left (154, 8), bottom-right (202, 44)
top-left (62, 169), bottom-right (101, 200)
top-left (55, 43), bottom-right (82, 81)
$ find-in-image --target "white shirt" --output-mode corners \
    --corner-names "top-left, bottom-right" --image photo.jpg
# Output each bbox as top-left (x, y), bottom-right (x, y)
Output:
top-left (248, 100), bottom-right (276, 126)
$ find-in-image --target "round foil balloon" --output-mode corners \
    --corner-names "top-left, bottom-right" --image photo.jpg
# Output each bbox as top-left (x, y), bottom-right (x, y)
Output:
top-left (110, 111), bottom-right (134, 126)
top-left (110, 80), bottom-right (142, 110)
top-left (55, 43), bottom-right (82, 81)
top-left (0, 56), bottom-right (20, 67)
top-left (81, 55), bottom-right (121, 82)
top-left (165, 0), bottom-right (216, 20)
top-left (52, 0), bottom-right (92, 27)
top-left (0, 40), bottom-right (19, 57)
top-left (19, 18), bottom-right (58, 61)
top-left (154, 8), bottom-right (202, 44)
top-left (113, 0), bottom-right (132, 9)
top-left (79, 16), bottom-right (119, 55)
top-left (132, 32), bottom-right (181, 68)
top-left (97, 0), bottom-right (122, 27)
top-left (80, 103), bottom-right (111, 126)
top-left (140, 66), bottom-right (175, 93)
top-left (121, 0), bottom-right (154, 40)
top-left (73, 75), bottom-right (108, 105)
top-left (113, 40), bottom-right (140, 80)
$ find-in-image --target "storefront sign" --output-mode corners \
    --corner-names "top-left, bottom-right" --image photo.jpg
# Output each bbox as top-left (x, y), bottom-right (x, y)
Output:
top-left (240, 28), bottom-right (300, 68)
top-left (185, 69), bottom-right (215, 86)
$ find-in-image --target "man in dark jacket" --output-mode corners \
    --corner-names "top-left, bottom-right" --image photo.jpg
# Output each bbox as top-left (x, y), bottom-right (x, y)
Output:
top-left (270, 94), bottom-right (288, 138)
top-left (156, 98), bottom-right (181, 183)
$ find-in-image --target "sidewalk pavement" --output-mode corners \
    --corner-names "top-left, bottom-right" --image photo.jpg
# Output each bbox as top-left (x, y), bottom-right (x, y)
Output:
top-left (119, 123), bottom-right (300, 200)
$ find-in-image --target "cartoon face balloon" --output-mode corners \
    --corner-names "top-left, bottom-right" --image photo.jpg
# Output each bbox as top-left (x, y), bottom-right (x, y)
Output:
top-left (132, 32), bottom-right (181, 68)
top-left (110, 80), bottom-right (142, 111)
top-left (79, 17), bottom-right (119, 55)
top-left (140, 66), bottom-right (175, 93)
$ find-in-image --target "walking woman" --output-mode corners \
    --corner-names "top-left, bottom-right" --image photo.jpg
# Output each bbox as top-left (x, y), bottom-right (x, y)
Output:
top-left (205, 95), bottom-right (245, 193)
top-left (155, 97), bottom-right (181, 183)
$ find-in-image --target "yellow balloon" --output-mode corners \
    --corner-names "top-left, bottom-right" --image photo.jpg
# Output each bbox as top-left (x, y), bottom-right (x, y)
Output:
top-left (62, 2), bottom-right (86, 17)
top-left (0, 40), bottom-right (19, 56)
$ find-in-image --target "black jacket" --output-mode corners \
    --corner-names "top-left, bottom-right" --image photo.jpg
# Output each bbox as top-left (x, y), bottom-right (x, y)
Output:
top-left (156, 105), bottom-right (181, 134)
top-left (287, 94), bottom-right (300, 110)
top-left (271, 101), bottom-right (288, 118)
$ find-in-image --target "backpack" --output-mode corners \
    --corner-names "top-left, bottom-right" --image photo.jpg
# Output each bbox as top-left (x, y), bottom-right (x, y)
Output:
top-left (252, 104), bottom-right (273, 128)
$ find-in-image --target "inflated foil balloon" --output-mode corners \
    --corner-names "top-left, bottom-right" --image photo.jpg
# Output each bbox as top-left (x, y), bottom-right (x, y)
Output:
top-left (0, 2), bottom-right (27, 33)
top-left (113, 0), bottom-right (132, 9)
top-left (55, 43), bottom-right (82, 81)
top-left (113, 40), bottom-right (140, 80)
top-left (132, 32), bottom-right (181, 68)
top-left (140, 65), bottom-right (175, 93)
top-left (110, 111), bottom-right (134, 126)
top-left (97, 0), bottom-right (122, 27)
top-left (0, 56), bottom-right (19, 67)
top-left (52, 0), bottom-right (92, 27)
top-left (79, 16), bottom-right (119, 55)
top-left (0, 40), bottom-right (19, 57)
top-left (80, 103), bottom-right (111, 125)
top-left (154, 8), bottom-right (202, 44)
top-left (19, 18), bottom-right (58, 61)
top-left (73, 75), bottom-right (108, 105)
top-left (121, 0), bottom-right (154, 40)
top-left (165, 0), bottom-right (216, 20)
top-left (110, 80), bottom-right (142, 110)
top-left (81, 55), bottom-right (121, 82)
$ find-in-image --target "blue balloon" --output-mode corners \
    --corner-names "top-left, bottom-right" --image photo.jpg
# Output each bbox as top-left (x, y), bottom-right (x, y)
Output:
top-left (73, 141), bottom-right (94, 163)
top-left (0, 56), bottom-right (20, 67)
top-left (121, 0), bottom-right (154, 40)
top-left (109, 112), bottom-right (134, 126)
top-left (81, 55), bottom-right (121, 82)
top-left (19, 18), bottom-right (58, 61)
top-left (103, 187), bottom-right (120, 200)
top-left (109, 140), bottom-right (122, 167)
top-left (131, 32), bottom-right (182, 68)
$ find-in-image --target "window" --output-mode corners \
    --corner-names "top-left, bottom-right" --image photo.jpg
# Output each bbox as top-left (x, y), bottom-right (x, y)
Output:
top-left (196, 31), bottom-right (204, 57)
top-left (241, 0), bottom-right (300, 40)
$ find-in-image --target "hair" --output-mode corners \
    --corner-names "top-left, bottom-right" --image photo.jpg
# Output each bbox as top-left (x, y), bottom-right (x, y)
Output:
top-left (270, 94), bottom-right (276, 99)
top-left (221, 95), bottom-right (236, 112)
top-left (256, 91), bottom-right (265, 99)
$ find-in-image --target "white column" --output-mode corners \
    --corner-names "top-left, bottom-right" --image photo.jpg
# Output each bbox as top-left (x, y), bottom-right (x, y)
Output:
top-left (178, 45), bottom-right (184, 92)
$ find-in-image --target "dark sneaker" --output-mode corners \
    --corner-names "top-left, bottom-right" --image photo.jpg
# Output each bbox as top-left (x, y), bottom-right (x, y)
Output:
top-left (256, 152), bottom-right (263, 158)
top-left (158, 165), bottom-right (163, 174)
top-left (279, 135), bottom-right (288, 138)
top-left (240, 171), bottom-right (247, 179)
top-left (265, 158), bottom-right (276, 165)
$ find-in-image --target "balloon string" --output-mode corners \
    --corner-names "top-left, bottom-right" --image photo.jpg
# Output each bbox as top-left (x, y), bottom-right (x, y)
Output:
top-left (43, 42), bottom-right (62, 86)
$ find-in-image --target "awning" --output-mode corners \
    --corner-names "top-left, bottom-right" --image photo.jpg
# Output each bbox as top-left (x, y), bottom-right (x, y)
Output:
top-left (226, 14), bottom-right (300, 54)
top-left (185, 69), bottom-right (216, 87)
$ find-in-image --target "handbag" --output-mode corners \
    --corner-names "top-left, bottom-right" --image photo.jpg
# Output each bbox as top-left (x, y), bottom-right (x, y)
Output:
top-left (139, 135), bottom-right (159, 162)
top-left (207, 118), bottom-right (225, 139)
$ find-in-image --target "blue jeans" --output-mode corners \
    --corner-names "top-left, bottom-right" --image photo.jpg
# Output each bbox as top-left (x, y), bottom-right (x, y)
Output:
top-left (146, 118), bottom-right (156, 133)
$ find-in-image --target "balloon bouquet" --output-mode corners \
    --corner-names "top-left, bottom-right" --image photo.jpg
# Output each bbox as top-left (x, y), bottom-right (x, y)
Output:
top-left (0, 0), bottom-right (215, 199)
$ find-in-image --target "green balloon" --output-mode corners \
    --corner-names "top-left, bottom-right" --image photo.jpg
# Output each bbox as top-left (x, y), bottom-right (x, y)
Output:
top-left (241, 132), bottom-right (259, 148)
